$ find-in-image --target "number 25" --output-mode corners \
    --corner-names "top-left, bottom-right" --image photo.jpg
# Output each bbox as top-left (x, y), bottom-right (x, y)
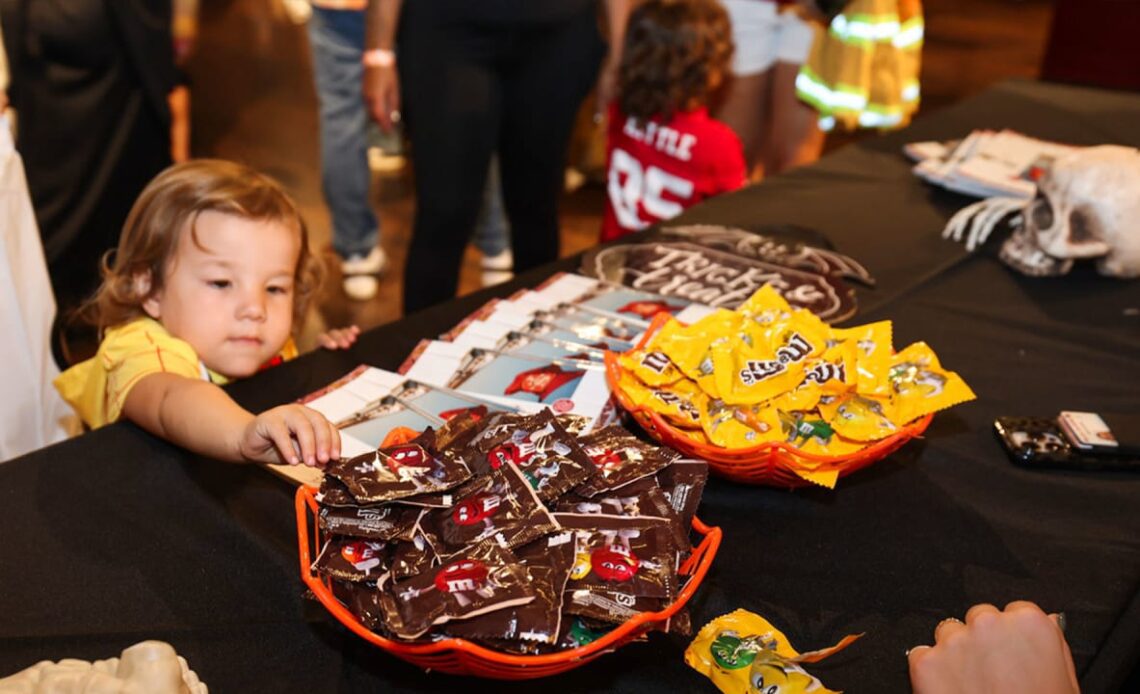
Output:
top-left (608, 148), bottom-right (694, 230)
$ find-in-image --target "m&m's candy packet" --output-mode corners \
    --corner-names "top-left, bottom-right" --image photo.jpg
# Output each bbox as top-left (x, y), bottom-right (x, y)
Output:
top-left (610, 284), bottom-right (976, 486)
top-left (686, 609), bottom-right (862, 694)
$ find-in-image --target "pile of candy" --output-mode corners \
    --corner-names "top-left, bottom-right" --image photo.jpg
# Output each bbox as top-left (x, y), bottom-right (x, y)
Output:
top-left (311, 410), bottom-right (708, 653)
top-left (612, 285), bottom-right (975, 484)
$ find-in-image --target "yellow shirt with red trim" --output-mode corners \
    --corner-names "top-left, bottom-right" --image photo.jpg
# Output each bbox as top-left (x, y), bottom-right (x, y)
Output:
top-left (54, 317), bottom-right (297, 429)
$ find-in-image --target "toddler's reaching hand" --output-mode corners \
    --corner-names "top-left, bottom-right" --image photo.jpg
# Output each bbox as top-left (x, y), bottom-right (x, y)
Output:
top-left (240, 404), bottom-right (341, 467)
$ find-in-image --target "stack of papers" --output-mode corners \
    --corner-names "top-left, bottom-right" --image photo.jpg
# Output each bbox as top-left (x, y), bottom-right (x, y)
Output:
top-left (270, 273), bottom-right (715, 486)
top-left (907, 129), bottom-right (1078, 198)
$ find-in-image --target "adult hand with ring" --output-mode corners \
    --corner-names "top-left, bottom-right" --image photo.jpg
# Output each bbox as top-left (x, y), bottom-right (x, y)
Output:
top-left (907, 601), bottom-right (1078, 694)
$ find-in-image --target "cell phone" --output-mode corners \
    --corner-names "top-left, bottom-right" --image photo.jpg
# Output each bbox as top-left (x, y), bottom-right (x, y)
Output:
top-left (994, 416), bottom-right (1140, 472)
top-left (1057, 411), bottom-right (1140, 456)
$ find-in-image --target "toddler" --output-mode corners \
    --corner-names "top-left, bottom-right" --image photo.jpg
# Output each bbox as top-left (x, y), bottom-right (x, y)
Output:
top-left (601, 0), bottom-right (746, 242)
top-left (56, 159), bottom-right (358, 467)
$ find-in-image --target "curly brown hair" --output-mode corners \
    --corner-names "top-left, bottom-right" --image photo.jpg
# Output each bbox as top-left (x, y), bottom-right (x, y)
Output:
top-left (82, 159), bottom-right (323, 335)
top-left (618, 0), bottom-right (734, 124)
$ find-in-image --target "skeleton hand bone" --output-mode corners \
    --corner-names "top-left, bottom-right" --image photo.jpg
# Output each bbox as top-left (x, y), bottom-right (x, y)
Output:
top-left (943, 196), bottom-right (1025, 252)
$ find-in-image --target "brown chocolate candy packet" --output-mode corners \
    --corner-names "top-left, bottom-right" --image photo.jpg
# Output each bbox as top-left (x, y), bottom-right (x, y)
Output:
top-left (434, 405), bottom-right (491, 451)
top-left (389, 531), bottom-right (438, 581)
top-left (573, 426), bottom-right (675, 497)
top-left (479, 614), bottom-right (629, 655)
top-left (315, 474), bottom-right (373, 508)
top-left (562, 589), bottom-right (670, 627)
top-left (312, 537), bottom-right (390, 582)
top-left (557, 477), bottom-right (691, 553)
top-left (655, 458), bottom-right (709, 532)
top-left (390, 474), bottom-right (493, 510)
top-left (444, 531), bottom-right (575, 644)
top-left (474, 410), bottom-right (597, 503)
top-left (554, 413), bottom-right (593, 436)
top-left (563, 593), bottom-right (692, 635)
top-left (555, 615), bottom-right (620, 650)
top-left (419, 464), bottom-right (560, 556)
top-left (555, 513), bottom-right (679, 602)
top-left (318, 503), bottom-right (422, 542)
top-left (330, 579), bottom-right (387, 631)
top-left (468, 411), bottom-right (585, 463)
top-left (377, 543), bottom-right (535, 640)
top-left (473, 611), bottom-right (620, 655)
top-left (467, 411), bottom-right (539, 453)
top-left (324, 428), bottom-right (472, 504)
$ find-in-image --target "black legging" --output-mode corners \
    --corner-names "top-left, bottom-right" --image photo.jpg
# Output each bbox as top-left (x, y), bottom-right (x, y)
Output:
top-left (398, 1), bottom-right (605, 313)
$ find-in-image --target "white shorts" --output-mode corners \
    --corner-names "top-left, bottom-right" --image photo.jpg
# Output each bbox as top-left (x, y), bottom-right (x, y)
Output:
top-left (723, 0), bottom-right (815, 76)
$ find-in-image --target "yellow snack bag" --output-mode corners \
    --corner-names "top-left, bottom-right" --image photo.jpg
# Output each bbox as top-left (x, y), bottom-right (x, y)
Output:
top-left (651, 310), bottom-right (741, 379)
top-left (676, 426), bottom-right (712, 447)
top-left (777, 410), bottom-right (868, 457)
top-left (618, 349), bottom-right (684, 387)
top-left (778, 410), bottom-right (836, 448)
top-left (701, 399), bottom-right (782, 449)
top-left (643, 378), bottom-right (709, 431)
top-left (769, 380), bottom-right (823, 413)
top-left (828, 320), bottom-right (893, 397)
top-left (793, 467), bottom-right (842, 489)
top-left (713, 323), bottom-right (825, 405)
top-left (829, 393), bottom-right (901, 442)
top-left (781, 340), bottom-right (858, 413)
top-left (887, 342), bottom-right (976, 424)
top-left (807, 339), bottom-right (859, 396)
top-left (686, 609), bottom-right (861, 694)
top-left (799, 431), bottom-right (869, 459)
top-left (737, 284), bottom-right (793, 325)
top-left (742, 308), bottom-right (830, 359)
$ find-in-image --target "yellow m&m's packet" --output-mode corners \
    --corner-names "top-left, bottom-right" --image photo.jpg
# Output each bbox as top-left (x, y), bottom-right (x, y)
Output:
top-left (686, 609), bottom-right (861, 694)
top-left (887, 342), bottom-right (976, 424)
top-left (618, 349), bottom-right (685, 387)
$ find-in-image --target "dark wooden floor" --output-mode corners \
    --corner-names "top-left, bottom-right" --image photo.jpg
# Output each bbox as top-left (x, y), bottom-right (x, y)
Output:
top-left (188, 0), bottom-right (1056, 348)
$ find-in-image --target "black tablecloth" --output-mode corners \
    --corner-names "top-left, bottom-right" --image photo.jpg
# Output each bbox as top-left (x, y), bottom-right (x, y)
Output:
top-left (3, 80), bottom-right (1139, 693)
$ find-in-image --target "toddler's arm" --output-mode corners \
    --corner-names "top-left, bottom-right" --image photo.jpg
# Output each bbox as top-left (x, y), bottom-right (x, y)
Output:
top-left (121, 373), bottom-right (339, 466)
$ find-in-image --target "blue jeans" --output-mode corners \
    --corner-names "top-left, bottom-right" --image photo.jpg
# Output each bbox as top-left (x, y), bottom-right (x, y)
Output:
top-left (308, 7), bottom-right (378, 260)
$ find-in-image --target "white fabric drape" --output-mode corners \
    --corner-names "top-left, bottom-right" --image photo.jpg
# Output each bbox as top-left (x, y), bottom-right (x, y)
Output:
top-left (0, 115), bottom-right (77, 461)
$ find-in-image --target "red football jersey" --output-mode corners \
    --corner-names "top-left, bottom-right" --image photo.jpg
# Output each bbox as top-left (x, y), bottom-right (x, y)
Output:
top-left (601, 103), bottom-right (746, 242)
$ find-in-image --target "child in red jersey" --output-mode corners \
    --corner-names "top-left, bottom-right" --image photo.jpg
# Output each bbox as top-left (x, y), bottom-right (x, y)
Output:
top-left (601, 0), bottom-right (746, 242)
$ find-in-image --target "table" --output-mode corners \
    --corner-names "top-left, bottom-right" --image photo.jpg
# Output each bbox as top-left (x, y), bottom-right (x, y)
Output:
top-left (2, 80), bottom-right (1138, 693)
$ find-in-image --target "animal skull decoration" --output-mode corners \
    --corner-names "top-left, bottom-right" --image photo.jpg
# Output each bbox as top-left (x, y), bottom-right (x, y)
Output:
top-left (943, 145), bottom-right (1140, 278)
top-left (0, 641), bottom-right (206, 694)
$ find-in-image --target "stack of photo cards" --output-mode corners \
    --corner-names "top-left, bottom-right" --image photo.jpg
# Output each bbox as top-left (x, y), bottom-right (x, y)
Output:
top-left (907, 129), bottom-right (1078, 199)
top-left (399, 273), bottom-right (701, 428)
top-left (267, 366), bottom-right (538, 487)
top-left (269, 273), bottom-right (711, 486)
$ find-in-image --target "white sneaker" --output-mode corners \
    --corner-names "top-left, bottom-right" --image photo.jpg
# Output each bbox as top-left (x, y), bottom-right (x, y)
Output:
top-left (481, 249), bottom-right (513, 287)
top-left (481, 269), bottom-right (514, 287)
top-left (341, 246), bottom-right (387, 301)
top-left (368, 146), bottom-right (407, 174)
top-left (481, 249), bottom-right (513, 271)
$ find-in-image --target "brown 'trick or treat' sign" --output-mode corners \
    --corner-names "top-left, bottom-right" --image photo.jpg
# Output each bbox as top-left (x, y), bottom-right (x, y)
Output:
top-left (582, 241), bottom-right (858, 322)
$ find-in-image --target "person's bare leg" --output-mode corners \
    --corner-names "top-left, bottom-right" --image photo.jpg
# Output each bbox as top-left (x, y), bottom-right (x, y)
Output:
top-left (714, 70), bottom-right (772, 180)
top-left (764, 60), bottom-right (824, 175)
